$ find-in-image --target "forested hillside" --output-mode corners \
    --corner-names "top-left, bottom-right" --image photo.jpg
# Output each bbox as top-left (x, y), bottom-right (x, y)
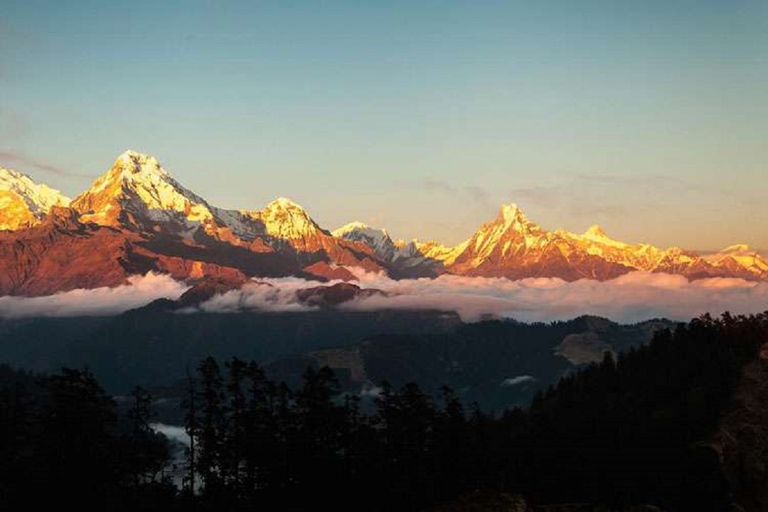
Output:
top-left (1, 312), bottom-right (766, 511)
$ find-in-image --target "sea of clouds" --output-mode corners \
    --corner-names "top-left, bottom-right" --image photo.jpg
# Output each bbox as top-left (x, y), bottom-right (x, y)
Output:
top-left (1, 270), bottom-right (767, 324)
top-left (0, 273), bottom-right (189, 318)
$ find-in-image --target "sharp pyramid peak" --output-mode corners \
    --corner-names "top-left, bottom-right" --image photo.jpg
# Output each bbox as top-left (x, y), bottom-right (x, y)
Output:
top-left (76, 149), bottom-right (185, 202)
top-left (500, 202), bottom-right (520, 216)
top-left (72, 149), bottom-right (216, 232)
top-left (584, 224), bottom-right (609, 238)
top-left (496, 202), bottom-right (534, 228)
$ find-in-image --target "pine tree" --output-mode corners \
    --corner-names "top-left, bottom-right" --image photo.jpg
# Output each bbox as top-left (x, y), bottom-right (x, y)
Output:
top-left (197, 357), bottom-right (226, 497)
top-left (181, 374), bottom-right (198, 497)
top-left (224, 357), bottom-right (247, 495)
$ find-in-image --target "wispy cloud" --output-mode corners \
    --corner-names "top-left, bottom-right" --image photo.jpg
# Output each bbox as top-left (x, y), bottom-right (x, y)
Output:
top-left (422, 179), bottom-right (491, 208)
top-left (506, 173), bottom-right (729, 224)
top-left (0, 150), bottom-right (93, 178)
top-left (195, 278), bottom-right (317, 314)
top-left (0, 110), bottom-right (31, 140)
top-left (509, 173), bottom-right (733, 215)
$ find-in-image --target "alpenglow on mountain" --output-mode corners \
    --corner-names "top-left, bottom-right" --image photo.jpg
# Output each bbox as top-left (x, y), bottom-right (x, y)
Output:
top-left (0, 150), bottom-right (766, 296)
top-left (0, 167), bottom-right (70, 231)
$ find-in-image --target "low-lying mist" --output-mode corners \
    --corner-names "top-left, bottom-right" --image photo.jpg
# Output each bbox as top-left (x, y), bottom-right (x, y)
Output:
top-left (0, 273), bottom-right (188, 318)
top-left (339, 270), bottom-right (768, 323)
top-left (1, 270), bottom-right (766, 324)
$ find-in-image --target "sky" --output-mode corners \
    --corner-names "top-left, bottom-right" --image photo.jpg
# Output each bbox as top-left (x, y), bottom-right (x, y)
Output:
top-left (1, 0), bottom-right (766, 250)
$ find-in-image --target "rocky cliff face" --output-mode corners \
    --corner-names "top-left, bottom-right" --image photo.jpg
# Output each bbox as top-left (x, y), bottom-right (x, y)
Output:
top-left (0, 206), bottom-right (245, 296)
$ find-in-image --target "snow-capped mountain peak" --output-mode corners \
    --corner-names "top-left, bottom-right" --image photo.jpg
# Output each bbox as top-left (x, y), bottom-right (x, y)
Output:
top-left (0, 167), bottom-right (70, 230)
top-left (332, 221), bottom-right (398, 260)
top-left (494, 203), bottom-right (541, 235)
top-left (332, 221), bottom-right (372, 238)
top-left (703, 244), bottom-right (768, 279)
top-left (116, 150), bottom-right (166, 176)
top-left (332, 221), bottom-right (392, 241)
top-left (584, 224), bottom-right (608, 239)
top-left (260, 197), bottom-right (313, 222)
top-left (579, 224), bottom-right (629, 250)
top-left (266, 196), bottom-right (305, 211)
top-left (719, 244), bottom-right (751, 254)
top-left (500, 203), bottom-right (523, 223)
top-left (71, 150), bottom-right (226, 238)
top-left (247, 197), bottom-right (325, 242)
top-left (0, 167), bottom-right (70, 213)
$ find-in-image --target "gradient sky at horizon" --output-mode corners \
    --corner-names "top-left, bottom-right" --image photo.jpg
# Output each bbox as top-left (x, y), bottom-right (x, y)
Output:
top-left (1, 0), bottom-right (766, 250)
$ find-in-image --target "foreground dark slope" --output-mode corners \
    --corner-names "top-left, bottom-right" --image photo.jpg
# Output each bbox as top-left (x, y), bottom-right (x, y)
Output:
top-left (1, 312), bottom-right (766, 510)
top-left (511, 312), bottom-right (768, 510)
top-left (711, 340), bottom-right (768, 510)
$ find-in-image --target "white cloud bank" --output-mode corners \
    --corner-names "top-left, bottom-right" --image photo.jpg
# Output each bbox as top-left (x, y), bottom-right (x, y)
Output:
top-left (1, 270), bottom-right (767, 324)
top-left (0, 273), bottom-right (188, 318)
top-left (339, 270), bottom-right (768, 323)
top-left (196, 277), bottom-right (319, 314)
top-left (200, 270), bottom-right (768, 324)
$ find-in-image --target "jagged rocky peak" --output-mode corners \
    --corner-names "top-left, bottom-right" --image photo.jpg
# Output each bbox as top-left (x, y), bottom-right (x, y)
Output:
top-left (493, 203), bottom-right (541, 234)
top-left (0, 167), bottom-right (70, 230)
top-left (500, 203), bottom-right (523, 222)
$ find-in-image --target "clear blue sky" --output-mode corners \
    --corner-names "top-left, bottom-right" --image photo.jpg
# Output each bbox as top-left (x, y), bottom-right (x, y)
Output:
top-left (1, 0), bottom-right (766, 250)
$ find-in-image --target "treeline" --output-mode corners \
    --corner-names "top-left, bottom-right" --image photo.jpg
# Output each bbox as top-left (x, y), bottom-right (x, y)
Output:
top-left (1, 312), bottom-right (766, 511)
top-left (181, 359), bottom-right (482, 511)
top-left (519, 311), bottom-right (767, 509)
top-left (0, 367), bottom-right (173, 510)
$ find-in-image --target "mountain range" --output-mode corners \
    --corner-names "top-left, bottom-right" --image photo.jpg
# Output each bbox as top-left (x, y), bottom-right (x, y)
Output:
top-left (0, 150), bottom-right (766, 296)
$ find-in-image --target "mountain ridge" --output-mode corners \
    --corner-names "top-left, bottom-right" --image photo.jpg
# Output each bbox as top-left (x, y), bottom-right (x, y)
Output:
top-left (0, 150), bottom-right (766, 295)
